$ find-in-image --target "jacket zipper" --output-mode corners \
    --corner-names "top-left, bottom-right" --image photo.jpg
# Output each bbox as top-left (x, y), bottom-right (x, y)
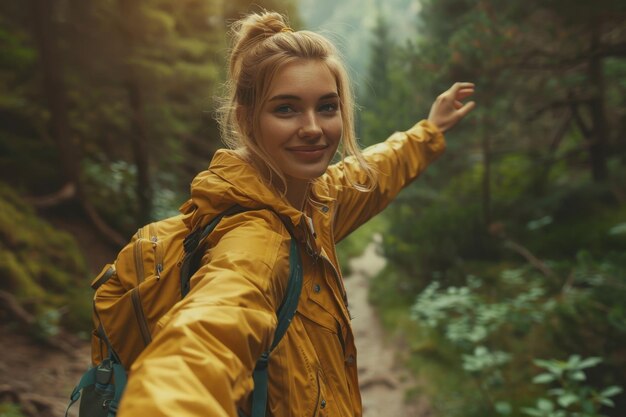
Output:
top-left (319, 252), bottom-right (348, 308)
top-left (325, 210), bottom-right (348, 307)
top-left (131, 288), bottom-right (152, 346)
top-left (151, 223), bottom-right (163, 280)
top-left (134, 229), bottom-right (145, 284)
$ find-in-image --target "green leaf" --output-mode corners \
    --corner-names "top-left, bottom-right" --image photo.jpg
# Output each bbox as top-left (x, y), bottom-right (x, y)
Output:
top-left (577, 357), bottom-right (602, 369)
top-left (533, 373), bottom-right (556, 384)
top-left (570, 371), bottom-right (586, 381)
top-left (609, 223), bottom-right (626, 235)
top-left (599, 397), bottom-right (615, 407)
top-left (557, 393), bottom-right (578, 408)
top-left (521, 408), bottom-right (543, 417)
top-left (600, 386), bottom-right (623, 397)
top-left (538, 398), bottom-right (554, 412)
top-left (567, 355), bottom-right (582, 367)
top-left (548, 388), bottom-right (565, 396)
top-left (533, 359), bottom-right (563, 375)
top-left (527, 215), bottom-right (553, 230)
top-left (495, 401), bottom-right (513, 415)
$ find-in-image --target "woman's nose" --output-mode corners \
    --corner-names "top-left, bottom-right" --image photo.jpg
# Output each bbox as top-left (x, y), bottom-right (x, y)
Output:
top-left (298, 112), bottom-right (322, 139)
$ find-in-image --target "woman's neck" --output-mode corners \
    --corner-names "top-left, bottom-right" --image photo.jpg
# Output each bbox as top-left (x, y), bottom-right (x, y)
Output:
top-left (284, 177), bottom-right (310, 211)
top-left (245, 152), bottom-right (311, 211)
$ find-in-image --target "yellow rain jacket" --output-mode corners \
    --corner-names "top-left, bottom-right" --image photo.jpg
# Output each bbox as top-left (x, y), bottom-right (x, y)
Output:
top-left (117, 120), bottom-right (445, 417)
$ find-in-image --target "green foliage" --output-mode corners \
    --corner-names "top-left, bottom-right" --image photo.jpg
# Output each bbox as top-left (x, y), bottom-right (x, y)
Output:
top-left (0, 182), bottom-right (91, 334)
top-left (358, 0), bottom-right (626, 415)
top-left (411, 274), bottom-right (550, 348)
top-left (523, 356), bottom-right (623, 417)
top-left (384, 200), bottom-right (499, 290)
top-left (408, 264), bottom-right (624, 416)
top-left (82, 158), bottom-right (139, 233)
top-left (410, 269), bottom-right (550, 392)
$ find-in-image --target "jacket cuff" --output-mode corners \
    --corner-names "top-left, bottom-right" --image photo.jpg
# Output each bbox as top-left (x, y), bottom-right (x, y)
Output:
top-left (405, 119), bottom-right (446, 155)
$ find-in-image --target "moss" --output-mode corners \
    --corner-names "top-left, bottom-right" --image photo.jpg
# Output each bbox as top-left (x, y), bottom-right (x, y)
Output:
top-left (0, 402), bottom-right (26, 417)
top-left (0, 182), bottom-right (91, 333)
top-left (0, 249), bottom-right (46, 299)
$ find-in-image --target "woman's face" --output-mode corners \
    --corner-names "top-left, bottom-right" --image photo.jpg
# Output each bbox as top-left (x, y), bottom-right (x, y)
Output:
top-left (256, 59), bottom-right (342, 192)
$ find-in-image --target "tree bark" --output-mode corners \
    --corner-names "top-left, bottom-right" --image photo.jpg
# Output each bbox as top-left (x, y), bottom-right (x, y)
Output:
top-left (481, 114), bottom-right (492, 227)
top-left (120, 0), bottom-right (153, 225)
top-left (29, 0), bottom-right (127, 247)
top-left (533, 113), bottom-right (572, 196)
top-left (587, 19), bottom-right (609, 182)
top-left (29, 0), bottom-right (78, 186)
top-left (126, 79), bottom-right (153, 225)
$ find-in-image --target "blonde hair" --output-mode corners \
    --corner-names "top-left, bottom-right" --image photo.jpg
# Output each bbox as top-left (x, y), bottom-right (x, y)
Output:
top-left (217, 11), bottom-right (375, 193)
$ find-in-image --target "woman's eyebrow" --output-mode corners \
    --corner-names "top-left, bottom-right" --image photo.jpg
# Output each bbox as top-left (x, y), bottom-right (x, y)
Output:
top-left (268, 92), bottom-right (339, 102)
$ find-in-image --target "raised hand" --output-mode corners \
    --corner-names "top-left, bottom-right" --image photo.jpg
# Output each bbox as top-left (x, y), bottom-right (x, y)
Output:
top-left (427, 82), bottom-right (476, 133)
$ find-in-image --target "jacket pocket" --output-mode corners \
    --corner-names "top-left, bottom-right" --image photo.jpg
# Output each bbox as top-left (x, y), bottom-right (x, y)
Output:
top-left (311, 369), bottom-right (332, 417)
top-left (297, 283), bottom-right (339, 334)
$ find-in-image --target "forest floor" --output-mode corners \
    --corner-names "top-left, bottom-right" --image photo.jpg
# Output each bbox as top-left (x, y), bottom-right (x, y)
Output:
top-left (0, 225), bottom-right (432, 417)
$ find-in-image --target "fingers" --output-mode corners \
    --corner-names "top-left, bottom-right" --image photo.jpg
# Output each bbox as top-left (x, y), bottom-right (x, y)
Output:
top-left (451, 82), bottom-right (475, 93)
top-left (450, 82), bottom-right (475, 115)
top-left (456, 88), bottom-right (475, 100)
top-left (442, 82), bottom-right (474, 104)
top-left (427, 82), bottom-right (476, 133)
top-left (457, 100), bottom-right (476, 118)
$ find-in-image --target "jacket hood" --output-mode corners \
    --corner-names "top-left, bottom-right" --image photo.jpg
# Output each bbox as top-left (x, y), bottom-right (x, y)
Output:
top-left (179, 149), bottom-right (329, 231)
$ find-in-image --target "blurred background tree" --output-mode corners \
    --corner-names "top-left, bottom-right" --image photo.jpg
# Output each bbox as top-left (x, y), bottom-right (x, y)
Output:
top-left (353, 0), bottom-right (626, 416)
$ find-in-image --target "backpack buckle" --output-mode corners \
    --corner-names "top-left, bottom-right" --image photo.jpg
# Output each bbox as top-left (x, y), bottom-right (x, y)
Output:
top-left (96, 361), bottom-right (113, 385)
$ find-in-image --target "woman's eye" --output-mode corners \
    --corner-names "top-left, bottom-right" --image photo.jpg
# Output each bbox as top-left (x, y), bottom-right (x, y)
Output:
top-left (319, 103), bottom-right (339, 113)
top-left (274, 105), bottom-right (295, 114)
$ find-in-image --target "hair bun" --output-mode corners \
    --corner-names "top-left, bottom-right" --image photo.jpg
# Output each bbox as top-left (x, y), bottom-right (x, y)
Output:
top-left (228, 11), bottom-right (291, 79)
top-left (232, 11), bottom-right (290, 42)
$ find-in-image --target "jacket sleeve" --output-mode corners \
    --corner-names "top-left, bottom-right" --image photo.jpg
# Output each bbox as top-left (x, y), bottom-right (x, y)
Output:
top-left (325, 119), bottom-right (445, 242)
top-left (117, 212), bottom-right (290, 417)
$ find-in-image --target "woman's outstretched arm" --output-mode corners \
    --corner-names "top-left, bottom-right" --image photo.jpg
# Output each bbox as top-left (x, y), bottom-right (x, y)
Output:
top-left (325, 83), bottom-right (476, 242)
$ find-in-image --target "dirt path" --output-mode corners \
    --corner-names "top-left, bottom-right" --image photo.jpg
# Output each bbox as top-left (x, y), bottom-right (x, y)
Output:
top-left (0, 326), bottom-right (91, 417)
top-left (344, 234), bottom-right (432, 417)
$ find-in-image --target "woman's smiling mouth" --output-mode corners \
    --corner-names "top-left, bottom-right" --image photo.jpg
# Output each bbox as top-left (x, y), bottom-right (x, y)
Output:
top-left (286, 145), bottom-right (329, 160)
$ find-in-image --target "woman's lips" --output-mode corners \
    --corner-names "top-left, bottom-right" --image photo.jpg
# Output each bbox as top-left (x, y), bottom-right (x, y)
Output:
top-left (287, 145), bottom-right (329, 160)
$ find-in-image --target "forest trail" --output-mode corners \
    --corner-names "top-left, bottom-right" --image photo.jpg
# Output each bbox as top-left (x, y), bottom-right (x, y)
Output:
top-left (344, 234), bottom-right (432, 417)
top-left (0, 233), bottom-right (432, 417)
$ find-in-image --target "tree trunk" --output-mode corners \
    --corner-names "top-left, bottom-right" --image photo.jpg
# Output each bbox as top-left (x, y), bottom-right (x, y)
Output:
top-left (481, 114), bottom-right (492, 227)
top-left (119, 0), bottom-right (153, 225)
top-left (29, 0), bottom-right (79, 187)
top-left (587, 19), bottom-right (608, 182)
top-left (29, 0), bottom-right (127, 248)
top-left (126, 79), bottom-right (153, 225)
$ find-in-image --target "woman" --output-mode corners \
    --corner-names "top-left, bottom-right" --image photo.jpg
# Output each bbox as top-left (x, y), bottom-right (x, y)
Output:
top-left (117, 10), bottom-right (475, 417)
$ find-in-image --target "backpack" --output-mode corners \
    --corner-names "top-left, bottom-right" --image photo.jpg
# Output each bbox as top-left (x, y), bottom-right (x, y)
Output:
top-left (66, 205), bottom-right (303, 417)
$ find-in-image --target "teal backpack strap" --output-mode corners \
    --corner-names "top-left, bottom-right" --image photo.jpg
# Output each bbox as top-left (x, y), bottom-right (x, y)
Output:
top-left (249, 230), bottom-right (303, 417)
top-left (107, 361), bottom-right (127, 416)
top-left (66, 366), bottom-right (97, 417)
top-left (180, 205), bottom-right (250, 297)
top-left (66, 356), bottom-right (126, 417)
